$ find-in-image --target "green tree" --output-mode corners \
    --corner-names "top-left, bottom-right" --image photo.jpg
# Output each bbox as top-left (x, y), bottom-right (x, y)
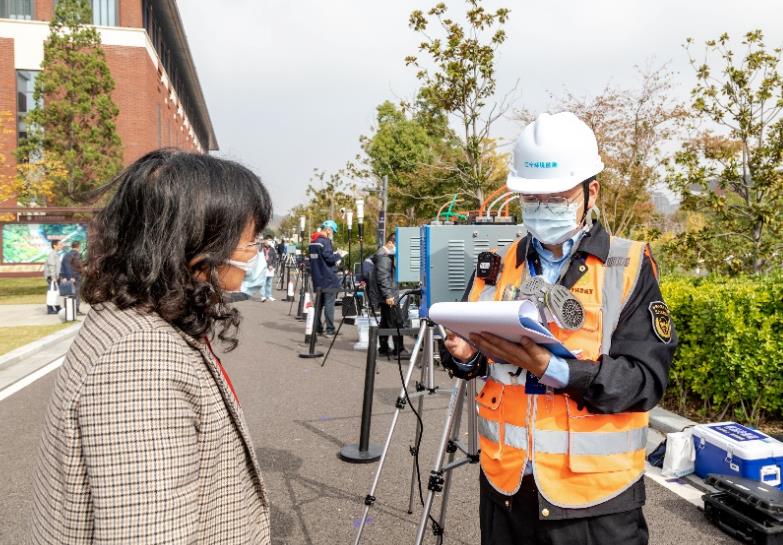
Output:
top-left (668, 31), bottom-right (783, 274)
top-left (406, 0), bottom-right (513, 207)
top-left (361, 99), bottom-right (463, 225)
top-left (16, 0), bottom-right (123, 205)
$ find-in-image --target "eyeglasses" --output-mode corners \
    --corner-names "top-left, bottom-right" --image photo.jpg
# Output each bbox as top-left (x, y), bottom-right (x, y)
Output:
top-left (520, 194), bottom-right (581, 213)
top-left (235, 241), bottom-right (262, 251)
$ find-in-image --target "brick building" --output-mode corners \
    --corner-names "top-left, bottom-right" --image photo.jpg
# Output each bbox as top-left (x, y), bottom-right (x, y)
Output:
top-left (1, 0), bottom-right (218, 187)
top-left (0, 0), bottom-right (217, 276)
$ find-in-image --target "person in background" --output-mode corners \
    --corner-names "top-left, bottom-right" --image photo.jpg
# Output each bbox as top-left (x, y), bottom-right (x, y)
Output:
top-left (44, 240), bottom-right (62, 314)
top-left (368, 233), bottom-right (408, 358)
top-left (276, 238), bottom-right (287, 257)
top-left (309, 220), bottom-right (341, 337)
top-left (60, 241), bottom-right (84, 316)
top-left (30, 150), bottom-right (272, 544)
top-left (261, 235), bottom-right (278, 302)
top-left (238, 237), bottom-right (266, 301)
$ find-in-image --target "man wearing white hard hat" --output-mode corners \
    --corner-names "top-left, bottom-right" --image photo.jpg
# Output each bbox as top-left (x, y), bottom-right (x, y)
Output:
top-left (443, 112), bottom-right (676, 544)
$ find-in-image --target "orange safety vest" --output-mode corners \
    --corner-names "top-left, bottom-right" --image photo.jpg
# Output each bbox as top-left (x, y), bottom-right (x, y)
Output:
top-left (470, 235), bottom-right (648, 508)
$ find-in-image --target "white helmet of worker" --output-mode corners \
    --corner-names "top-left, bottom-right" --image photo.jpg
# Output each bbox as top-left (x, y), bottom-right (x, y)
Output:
top-left (507, 112), bottom-right (603, 194)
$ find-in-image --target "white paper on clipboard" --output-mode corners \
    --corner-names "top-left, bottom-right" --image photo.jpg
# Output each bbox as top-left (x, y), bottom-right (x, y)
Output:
top-left (428, 300), bottom-right (575, 359)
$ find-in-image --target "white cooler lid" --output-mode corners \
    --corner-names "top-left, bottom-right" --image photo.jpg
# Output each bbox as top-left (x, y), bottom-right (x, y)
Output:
top-left (693, 422), bottom-right (783, 460)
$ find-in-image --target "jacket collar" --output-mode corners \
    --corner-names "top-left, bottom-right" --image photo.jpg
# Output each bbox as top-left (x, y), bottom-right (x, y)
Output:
top-left (516, 220), bottom-right (610, 267)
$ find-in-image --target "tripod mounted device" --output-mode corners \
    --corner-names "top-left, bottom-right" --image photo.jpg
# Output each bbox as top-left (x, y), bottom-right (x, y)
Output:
top-left (352, 310), bottom-right (481, 545)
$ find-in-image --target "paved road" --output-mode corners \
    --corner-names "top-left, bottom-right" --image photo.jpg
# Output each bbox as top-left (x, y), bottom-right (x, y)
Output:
top-left (0, 298), bottom-right (739, 544)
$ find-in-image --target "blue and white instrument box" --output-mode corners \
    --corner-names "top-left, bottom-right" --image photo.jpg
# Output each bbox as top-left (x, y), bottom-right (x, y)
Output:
top-left (693, 422), bottom-right (783, 489)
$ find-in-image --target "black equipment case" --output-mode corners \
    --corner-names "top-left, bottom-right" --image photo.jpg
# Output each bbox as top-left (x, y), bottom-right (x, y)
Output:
top-left (703, 474), bottom-right (783, 544)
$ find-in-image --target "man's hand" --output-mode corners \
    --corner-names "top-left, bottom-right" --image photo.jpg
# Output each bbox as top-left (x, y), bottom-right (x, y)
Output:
top-left (469, 332), bottom-right (551, 377)
top-left (444, 331), bottom-right (477, 362)
top-left (385, 297), bottom-right (395, 306)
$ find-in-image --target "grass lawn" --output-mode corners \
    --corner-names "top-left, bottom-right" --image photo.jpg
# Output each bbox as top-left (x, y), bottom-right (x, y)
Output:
top-left (0, 277), bottom-right (48, 305)
top-left (0, 323), bottom-right (71, 356)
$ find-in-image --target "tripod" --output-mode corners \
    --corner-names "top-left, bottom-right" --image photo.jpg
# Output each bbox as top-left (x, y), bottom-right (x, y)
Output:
top-left (353, 319), bottom-right (476, 545)
top-left (412, 377), bottom-right (479, 545)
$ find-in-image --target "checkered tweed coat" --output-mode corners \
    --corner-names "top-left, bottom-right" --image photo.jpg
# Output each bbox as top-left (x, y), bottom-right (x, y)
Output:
top-left (30, 303), bottom-right (270, 544)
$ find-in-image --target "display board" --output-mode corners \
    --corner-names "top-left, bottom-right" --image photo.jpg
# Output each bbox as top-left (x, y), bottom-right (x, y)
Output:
top-left (1, 223), bottom-right (87, 263)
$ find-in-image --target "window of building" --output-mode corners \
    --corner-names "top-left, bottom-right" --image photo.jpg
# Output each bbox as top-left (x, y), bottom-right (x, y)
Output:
top-left (90, 0), bottom-right (117, 26)
top-left (0, 0), bottom-right (34, 20)
top-left (16, 70), bottom-right (39, 146)
top-left (53, 0), bottom-right (116, 26)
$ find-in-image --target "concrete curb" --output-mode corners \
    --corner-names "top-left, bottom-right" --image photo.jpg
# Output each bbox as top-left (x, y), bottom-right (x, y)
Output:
top-left (0, 322), bottom-right (81, 369)
top-left (649, 405), bottom-right (698, 434)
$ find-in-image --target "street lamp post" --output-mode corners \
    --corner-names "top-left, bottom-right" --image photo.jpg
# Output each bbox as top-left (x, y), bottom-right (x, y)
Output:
top-left (346, 210), bottom-right (354, 288)
top-left (356, 199), bottom-right (364, 278)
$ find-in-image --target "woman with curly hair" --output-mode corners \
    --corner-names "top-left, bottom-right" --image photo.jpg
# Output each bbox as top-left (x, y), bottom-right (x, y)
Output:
top-left (30, 150), bottom-right (273, 544)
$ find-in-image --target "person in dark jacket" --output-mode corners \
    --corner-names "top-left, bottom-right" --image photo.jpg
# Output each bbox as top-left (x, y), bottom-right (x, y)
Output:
top-left (309, 220), bottom-right (341, 336)
top-left (368, 233), bottom-right (408, 357)
top-left (60, 241), bottom-right (84, 315)
top-left (275, 239), bottom-right (287, 257)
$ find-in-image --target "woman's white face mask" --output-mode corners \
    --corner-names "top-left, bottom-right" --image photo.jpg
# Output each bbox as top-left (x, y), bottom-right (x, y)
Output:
top-left (522, 200), bottom-right (582, 245)
top-left (227, 253), bottom-right (259, 273)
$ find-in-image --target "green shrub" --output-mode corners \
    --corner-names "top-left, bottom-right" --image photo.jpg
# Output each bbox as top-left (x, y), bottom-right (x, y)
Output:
top-left (661, 274), bottom-right (783, 424)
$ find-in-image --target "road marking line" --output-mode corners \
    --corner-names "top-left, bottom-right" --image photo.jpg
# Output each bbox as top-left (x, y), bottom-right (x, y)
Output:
top-left (0, 355), bottom-right (65, 403)
top-left (645, 463), bottom-right (705, 508)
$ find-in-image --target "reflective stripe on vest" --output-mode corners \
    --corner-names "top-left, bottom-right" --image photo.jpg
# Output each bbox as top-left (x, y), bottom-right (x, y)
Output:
top-left (479, 415), bottom-right (529, 450)
top-left (600, 237), bottom-right (645, 355)
top-left (534, 427), bottom-right (648, 456)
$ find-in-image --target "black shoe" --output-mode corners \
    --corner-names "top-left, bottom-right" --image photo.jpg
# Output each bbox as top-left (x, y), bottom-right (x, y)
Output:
top-left (392, 349), bottom-right (411, 359)
top-left (378, 347), bottom-right (391, 356)
top-left (322, 331), bottom-right (335, 338)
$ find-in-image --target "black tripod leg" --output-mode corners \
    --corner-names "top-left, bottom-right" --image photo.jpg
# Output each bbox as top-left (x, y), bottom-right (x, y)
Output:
top-left (320, 317), bottom-right (345, 367)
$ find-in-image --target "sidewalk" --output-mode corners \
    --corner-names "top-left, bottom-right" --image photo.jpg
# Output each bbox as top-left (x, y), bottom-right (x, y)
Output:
top-left (0, 304), bottom-right (66, 327)
top-left (0, 304), bottom-right (83, 394)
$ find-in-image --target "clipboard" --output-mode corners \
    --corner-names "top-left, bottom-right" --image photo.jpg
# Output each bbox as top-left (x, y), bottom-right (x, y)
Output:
top-left (429, 300), bottom-right (576, 360)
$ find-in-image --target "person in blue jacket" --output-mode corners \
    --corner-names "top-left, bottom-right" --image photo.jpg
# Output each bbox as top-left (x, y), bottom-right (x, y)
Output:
top-left (309, 220), bottom-right (341, 336)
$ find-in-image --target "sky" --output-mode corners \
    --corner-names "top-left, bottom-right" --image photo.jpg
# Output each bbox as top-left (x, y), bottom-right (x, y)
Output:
top-left (177, 0), bottom-right (782, 216)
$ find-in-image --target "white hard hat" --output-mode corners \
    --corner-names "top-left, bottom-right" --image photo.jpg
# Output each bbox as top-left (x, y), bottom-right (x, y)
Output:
top-left (507, 112), bottom-right (604, 195)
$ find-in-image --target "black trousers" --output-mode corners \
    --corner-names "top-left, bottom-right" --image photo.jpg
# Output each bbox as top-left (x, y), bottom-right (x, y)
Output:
top-left (378, 303), bottom-right (404, 354)
top-left (480, 474), bottom-right (649, 545)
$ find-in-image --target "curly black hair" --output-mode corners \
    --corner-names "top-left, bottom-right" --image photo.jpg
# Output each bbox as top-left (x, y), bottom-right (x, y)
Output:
top-left (82, 149), bottom-right (272, 350)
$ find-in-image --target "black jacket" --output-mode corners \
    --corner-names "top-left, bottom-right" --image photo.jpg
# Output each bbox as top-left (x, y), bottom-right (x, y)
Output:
top-left (367, 246), bottom-right (397, 309)
top-left (445, 221), bottom-right (677, 519)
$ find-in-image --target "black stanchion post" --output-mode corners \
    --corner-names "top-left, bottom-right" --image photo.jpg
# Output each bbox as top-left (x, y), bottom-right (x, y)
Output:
top-left (296, 267), bottom-right (309, 320)
top-left (299, 288), bottom-right (324, 359)
top-left (339, 325), bottom-right (382, 463)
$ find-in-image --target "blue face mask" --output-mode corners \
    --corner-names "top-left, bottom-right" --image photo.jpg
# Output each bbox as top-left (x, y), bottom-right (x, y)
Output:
top-left (522, 201), bottom-right (582, 245)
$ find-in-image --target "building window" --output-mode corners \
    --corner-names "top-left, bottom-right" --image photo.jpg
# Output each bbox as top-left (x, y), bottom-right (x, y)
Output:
top-left (0, 0), bottom-right (34, 20)
top-left (90, 0), bottom-right (117, 26)
top-left (16, 70), bottom-right (39, 146)
top-left (53, 0), bottom-right (117, 26)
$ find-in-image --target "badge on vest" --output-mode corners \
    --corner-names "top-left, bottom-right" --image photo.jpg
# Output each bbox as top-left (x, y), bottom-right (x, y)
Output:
top-left (649, 301), bottom-right (672, 344)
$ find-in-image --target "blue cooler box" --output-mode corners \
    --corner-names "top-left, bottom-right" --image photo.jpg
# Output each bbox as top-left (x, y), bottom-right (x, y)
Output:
top-left (693, 422), bottom-right (783, 489)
